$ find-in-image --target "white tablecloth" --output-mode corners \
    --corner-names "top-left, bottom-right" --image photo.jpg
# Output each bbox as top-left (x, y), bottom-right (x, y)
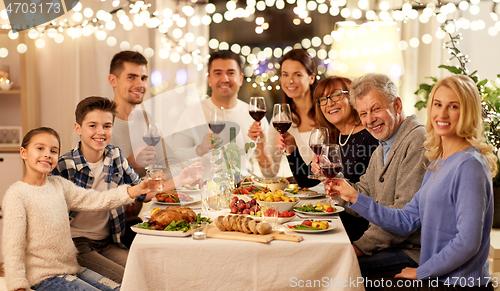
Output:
top-left (122, 216), bottom-right (364, 291)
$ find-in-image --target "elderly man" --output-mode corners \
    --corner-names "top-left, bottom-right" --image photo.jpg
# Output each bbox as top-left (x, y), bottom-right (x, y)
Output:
top-left (326, 73), bottom-right (427, 278)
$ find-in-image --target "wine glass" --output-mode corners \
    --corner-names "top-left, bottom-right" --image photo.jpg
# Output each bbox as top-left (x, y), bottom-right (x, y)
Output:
top-left (249, 96), bottom-right (267, 143)
top-left (320, 144), bottom-right (343, 205)
top-left (208, 107), bottom-right (226, 135)
top-left (143, 122), bottom-right (162, 169)
top-left (272, 103), bottom-right (292, 156)
top-left (308, 127), bottom-right (329, 180)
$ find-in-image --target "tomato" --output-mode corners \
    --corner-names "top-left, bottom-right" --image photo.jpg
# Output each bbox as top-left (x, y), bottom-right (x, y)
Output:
top-left (301, 220), bottom-right (312, 227)
top-left (288, 211), bottom-right (295, 217)
top-left (241, 188), bottom-right (250, 195)
top-left (325, 207), bottom-right (334, 213)
top-left (165, 197), bottom-right (175, 203)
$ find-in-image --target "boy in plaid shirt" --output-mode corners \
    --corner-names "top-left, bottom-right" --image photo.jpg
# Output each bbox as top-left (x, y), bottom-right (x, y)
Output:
top-left (52, 97), bottom-right (153, 284)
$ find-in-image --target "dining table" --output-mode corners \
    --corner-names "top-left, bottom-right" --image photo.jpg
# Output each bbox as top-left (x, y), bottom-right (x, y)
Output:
top-left (121, 184), bottom-right (365, 291)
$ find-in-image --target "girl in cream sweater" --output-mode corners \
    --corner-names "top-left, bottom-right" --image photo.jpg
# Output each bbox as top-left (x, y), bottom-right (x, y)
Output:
top-left (2, 127), bottom-right (150, 291)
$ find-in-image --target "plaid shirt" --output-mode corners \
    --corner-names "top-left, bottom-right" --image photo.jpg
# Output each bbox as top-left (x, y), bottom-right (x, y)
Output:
top-left (52, 142), bottom-right (142, 248)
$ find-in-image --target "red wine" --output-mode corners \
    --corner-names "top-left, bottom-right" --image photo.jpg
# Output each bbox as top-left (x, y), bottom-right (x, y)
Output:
top-left (143, 135), bottom-right (161, 146)
top-left (321, 165), bottom-right (342, 178)
top-left (273, 121), bottom-right (292, 133)
top-left (249, 110), bottom-right (267, 121)
top-left (310, 144), bottom-right (323, 155)
top-left (209, 122), bottom-right (226, 134)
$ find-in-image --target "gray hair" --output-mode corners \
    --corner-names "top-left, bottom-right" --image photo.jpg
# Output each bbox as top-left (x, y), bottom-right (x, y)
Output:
top-left (349, 73), bottom-right (399, 110)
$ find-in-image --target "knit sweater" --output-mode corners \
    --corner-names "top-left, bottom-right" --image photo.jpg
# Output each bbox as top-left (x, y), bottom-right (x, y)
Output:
top-left (2, 175), bottom-right (134, 291)
top-left (350, 147), bottom-right (493, 285)
top-left (350, 115), bottom-right (427, 262)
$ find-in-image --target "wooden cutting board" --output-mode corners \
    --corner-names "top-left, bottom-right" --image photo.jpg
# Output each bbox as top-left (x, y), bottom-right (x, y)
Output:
top-left (206, 225), bottom-right (303, 243)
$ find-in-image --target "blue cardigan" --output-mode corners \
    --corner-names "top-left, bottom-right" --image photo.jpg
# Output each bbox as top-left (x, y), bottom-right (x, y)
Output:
top-left (350, 147), bottom-right (493, 286)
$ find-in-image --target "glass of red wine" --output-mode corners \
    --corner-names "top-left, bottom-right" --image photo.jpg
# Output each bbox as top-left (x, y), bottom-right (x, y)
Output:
top-left (249, 96), bottom-right (267, 143)
top-left (143, 122), bottom-right (162, 169)
top-left (320, 144), bottom-right (343, 205)
top-left (308, 127), bottom-right (329, 180)
top-left (208, 107), bottom-right (226, 135)
top-left (272, 103), bottom-right (292, 156)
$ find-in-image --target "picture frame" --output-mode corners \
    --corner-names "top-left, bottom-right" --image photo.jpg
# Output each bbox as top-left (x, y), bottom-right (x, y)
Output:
top-left (0, 126), bottom-right (22, 148)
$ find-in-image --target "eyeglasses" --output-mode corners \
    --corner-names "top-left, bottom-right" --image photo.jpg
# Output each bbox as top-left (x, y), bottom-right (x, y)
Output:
top-left (316, 90), bottom-right (349, 106)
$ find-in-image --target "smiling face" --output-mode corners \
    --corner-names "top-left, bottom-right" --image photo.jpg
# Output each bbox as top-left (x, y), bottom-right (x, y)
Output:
top-left (75, 110), bottom-right (114, 160)
top-left (109, 61), bottom-right (148, 105)
top-left (20, 132), bottom-right (60, 176)
top-left (207, 58), bottom-right (244, 102)
top-left (430, 86), bottom-right (461, 140)
top-left (281, 60), bottom-right (315, 99)
top-left (319, 86), bottom-right (354, 127)
top-left (356, 89), bottom-right (403, 142)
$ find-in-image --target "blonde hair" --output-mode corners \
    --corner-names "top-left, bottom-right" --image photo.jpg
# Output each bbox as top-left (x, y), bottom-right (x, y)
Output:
top-left (424, 75), bottom-right (498, 176)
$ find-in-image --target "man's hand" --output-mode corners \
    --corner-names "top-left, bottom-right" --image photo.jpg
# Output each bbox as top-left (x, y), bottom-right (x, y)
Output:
top-left (196, 133), bottom-right (213, 156)
top-left (352, 244), bottom-right (364, 257)
top-left (276, 132), bottom-right (297, 154)
top-left (324, 178), bottom-right (358, 204)
top-left (134, 146), bottom-right (157, 168)
top-left (394, 267), bottom-right (417, 280)
top-left (247, 121), bottom-right (265, 141)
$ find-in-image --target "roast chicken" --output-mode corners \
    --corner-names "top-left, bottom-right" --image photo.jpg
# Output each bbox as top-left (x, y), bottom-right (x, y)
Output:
top-left (148, 207), bottom-right (197, 230)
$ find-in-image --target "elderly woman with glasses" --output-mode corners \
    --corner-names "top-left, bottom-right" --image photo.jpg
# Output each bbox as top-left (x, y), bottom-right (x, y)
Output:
top-left (286, 76), bottom-right (379, 241)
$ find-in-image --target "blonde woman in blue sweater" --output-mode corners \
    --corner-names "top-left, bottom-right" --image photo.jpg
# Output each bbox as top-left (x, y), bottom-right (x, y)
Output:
top-left (327, 75), bottom-right (497, 290)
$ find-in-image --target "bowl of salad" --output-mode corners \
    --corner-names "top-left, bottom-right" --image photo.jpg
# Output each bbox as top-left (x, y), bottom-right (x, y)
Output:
top-left (253, 177), bottom-right (289, 192)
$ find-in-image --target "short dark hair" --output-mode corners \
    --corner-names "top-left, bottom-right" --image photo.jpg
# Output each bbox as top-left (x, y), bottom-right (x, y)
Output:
top-left (21, 127), bottom-right (61, 154)
top-left (208, 50), bottom-right (242, 72)
top-left (75, 96), bottom-right (117, 125)
top-left (109, 50), bottom-right (148, 77)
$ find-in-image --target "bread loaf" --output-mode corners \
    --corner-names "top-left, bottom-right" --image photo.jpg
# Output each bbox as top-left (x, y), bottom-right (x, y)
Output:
top-left (215, 216), bottom-right (226, 231)
top-left (256, 222), bottom-right (272, 235)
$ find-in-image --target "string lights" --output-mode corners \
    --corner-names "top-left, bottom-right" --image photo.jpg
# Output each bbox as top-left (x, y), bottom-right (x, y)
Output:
top-left (1, 0), bottom-right (499, 94)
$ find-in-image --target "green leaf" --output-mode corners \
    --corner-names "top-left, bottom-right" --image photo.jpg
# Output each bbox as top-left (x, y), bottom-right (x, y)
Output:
top-left (414, 100), bottom-right (427, 110)
top-left (438, 65), bottom-right (462, 75)
top-left (477, 79), bottom-right (488, 87)
top-left (419, 83), bottom-right (432, 91)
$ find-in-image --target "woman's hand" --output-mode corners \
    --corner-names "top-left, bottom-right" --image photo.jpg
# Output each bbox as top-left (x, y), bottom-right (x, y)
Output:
top-left (394, 267), bottom-right (417, 280)
top-left (248, 121), bottom-right (265, 141)
top-left (276, 132), bottom-right (297, 154)
top-left (324, 178), bottom-right (358, 204)
top-left (311, 154), bottom-right (320, 174)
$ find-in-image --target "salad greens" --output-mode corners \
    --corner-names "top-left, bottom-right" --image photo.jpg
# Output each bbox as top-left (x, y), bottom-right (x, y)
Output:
top-left (138, 213), bottom-right (211, 231)
top-left (293, 205), bottom-right (325, 213)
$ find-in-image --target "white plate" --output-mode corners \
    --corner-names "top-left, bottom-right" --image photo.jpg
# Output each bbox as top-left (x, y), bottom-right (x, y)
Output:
top-left (130, 224), bottom-right (191, 237)
top-left (293, 205), bottom-right (344, 216)
top-left (152, 196), bottom-right (200, 206)
top-left (175, 188), bottom-right (201, 193)
top-left (250, 214), bottom-right (296, 224)
top-left (285, 189), bottom-right (325, 199)
top-left (284, 220), bottom-right (337, 233)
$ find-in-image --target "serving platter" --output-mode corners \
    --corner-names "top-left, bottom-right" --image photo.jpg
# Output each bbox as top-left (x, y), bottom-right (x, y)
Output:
top-left (131, 224), bottom-right (191, 237)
